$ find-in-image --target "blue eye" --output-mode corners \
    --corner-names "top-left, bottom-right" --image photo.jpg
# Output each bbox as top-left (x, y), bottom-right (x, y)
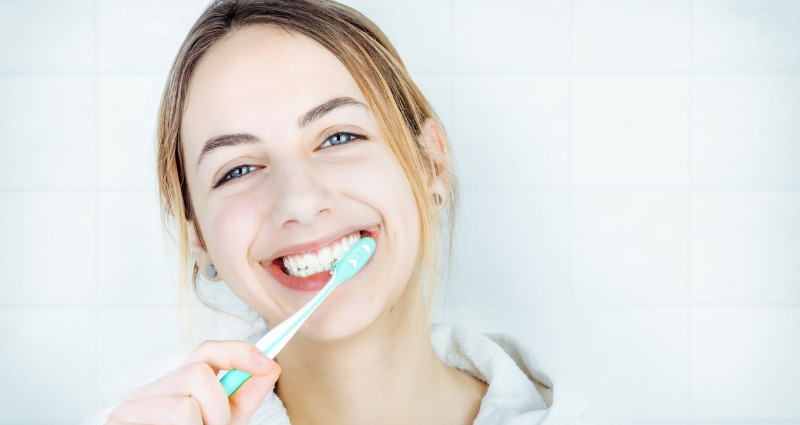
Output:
top-left (320, 132), bottom-right (362, 148)
top-left (215, 164), bottom-right (258, 187)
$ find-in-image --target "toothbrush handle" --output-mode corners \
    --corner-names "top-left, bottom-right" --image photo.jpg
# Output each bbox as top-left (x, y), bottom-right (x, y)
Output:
top-left (219, 368), bottom-right (254, 396)
top-left (218, 273), bottom-right (339, 396)
top-left (217, 311), bottom-right (303, 397)
top-left (217, 312), bottom-right (302, 397)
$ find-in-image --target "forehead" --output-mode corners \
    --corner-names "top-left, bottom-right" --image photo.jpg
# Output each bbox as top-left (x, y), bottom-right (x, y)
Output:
top-left (182, 25), bottom-right (367, 148)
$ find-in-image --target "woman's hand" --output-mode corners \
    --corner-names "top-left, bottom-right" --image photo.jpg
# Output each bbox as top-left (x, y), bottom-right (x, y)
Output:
top-left (106, 340), bottom-right (280, 425)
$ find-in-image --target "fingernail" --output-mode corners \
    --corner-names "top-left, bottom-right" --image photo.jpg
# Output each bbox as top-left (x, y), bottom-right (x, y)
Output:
top-left (252, 350), bottom-right (272, 369)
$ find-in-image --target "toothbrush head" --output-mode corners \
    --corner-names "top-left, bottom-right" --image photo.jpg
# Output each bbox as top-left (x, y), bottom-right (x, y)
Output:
top-left (331, 237), bottom-right (376, 283)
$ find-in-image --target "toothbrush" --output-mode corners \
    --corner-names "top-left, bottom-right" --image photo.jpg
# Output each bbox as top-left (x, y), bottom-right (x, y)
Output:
top-left (218, 236), bottom-right (376, 397)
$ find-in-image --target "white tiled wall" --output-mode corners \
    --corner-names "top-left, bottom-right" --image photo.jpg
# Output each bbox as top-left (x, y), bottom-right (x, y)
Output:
top-left (692, 75), bottom-right (800, 187)
top-left (453, 75), bottom-right (572, 189)
top-left (572, 191), bottom-right (689, 304)
top-left (573, 0), bottom-right (691, 71)
top-left (572, 75), bottom-right (690, 187)
top-left (0, 76), bottom-right (96, 189)
top-left (1, 1), bottom-right (798, 424)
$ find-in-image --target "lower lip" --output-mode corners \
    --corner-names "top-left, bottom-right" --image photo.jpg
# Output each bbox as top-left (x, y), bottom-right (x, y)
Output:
top-left (263, 229), bottom-right (378, 292)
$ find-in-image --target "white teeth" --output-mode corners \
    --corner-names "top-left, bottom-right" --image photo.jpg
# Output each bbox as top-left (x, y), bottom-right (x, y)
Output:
top-left (281, 231), bottom-right (363, 277)
top-left (318, 247), bottom-right (333, 265)
top-left (332, 243), bottom-right (344, 259)
top-left (303, 254), bottom-right (321, 272)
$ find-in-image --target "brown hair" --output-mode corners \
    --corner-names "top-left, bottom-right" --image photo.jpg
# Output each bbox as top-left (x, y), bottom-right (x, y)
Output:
top-left (157, 0), bottom-right (457, 319)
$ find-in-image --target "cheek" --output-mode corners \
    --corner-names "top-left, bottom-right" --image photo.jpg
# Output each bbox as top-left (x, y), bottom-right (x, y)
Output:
top-left (355, 151), bottom-right (420, 227)
top-left (363, 151), bottom-right (423, 259)
top-left (205, 195), bottom-right (264, 266)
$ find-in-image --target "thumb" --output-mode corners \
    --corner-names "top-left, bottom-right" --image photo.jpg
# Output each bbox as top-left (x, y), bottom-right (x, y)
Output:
top-left (228, 356), bottom-right (281, 424)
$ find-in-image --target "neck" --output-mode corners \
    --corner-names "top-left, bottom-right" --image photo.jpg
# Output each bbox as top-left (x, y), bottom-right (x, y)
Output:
top-left (272, 293), bottom-right (482, 425)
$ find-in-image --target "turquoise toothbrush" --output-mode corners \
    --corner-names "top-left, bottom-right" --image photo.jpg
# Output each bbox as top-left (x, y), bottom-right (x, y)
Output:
top-left (218, 236), bottom-right (376, 397)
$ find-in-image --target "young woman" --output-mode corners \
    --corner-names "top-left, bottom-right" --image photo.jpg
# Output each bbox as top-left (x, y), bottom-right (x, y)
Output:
top-left (103, 0), bottom-right (552, 423)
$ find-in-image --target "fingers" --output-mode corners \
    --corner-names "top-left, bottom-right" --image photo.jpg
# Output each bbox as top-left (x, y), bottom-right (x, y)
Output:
top-left (107, 395), bottom-right (202, 425)
top-left (180, 340), bottom-right (276, 376)
top-left (229, 362), bottom-right (281, 425)
top-left (124, 361), bottom-right (231, 425)
top-left (112, 340), bottom-right (280, 425)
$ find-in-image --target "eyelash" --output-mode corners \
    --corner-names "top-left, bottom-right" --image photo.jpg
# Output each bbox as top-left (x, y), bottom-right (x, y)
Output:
top-left (213, 131), bottom-right (365, 188)
top-left (319, 131), bottom-right (364, 148)
top-left (214, 164), bottom-right (258, 188)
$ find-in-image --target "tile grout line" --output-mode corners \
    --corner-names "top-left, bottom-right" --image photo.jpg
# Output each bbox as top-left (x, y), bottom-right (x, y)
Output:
top-left (5, 300), bottom-right (800, 309)
top-left (434, 186), bottom-right (800, 193)
top-left (3, 69), bottom-right (800, 77)
top-left (447, 0), bottom-right (457, 320)
top-left (566, 0), bottom-right (576, 406)
top-left (688, 0), bottom-right (695, 421)
top-left (0, 187), bottom-right (166, 193)
top-left (92, 0), bottom-right (100, 415)
top-left (449, 0), bottom-right (455, 78)
top-left (449, 0), bottom-right (455, 166)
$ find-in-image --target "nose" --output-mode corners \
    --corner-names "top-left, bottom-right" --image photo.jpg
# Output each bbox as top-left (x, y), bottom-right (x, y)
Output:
top-left (269, 160), bottom-right (333, 228)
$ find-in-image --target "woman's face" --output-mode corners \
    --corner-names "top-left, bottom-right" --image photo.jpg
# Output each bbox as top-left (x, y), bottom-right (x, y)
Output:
top-left (180, 26), bottom-right (423, 340)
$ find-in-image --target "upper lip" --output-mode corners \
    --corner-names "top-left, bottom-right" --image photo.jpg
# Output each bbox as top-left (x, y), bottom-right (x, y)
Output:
top-left (262, 224), bottom-right (378, 263)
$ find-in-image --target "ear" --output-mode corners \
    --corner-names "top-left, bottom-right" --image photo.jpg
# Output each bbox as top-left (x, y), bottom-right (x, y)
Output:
top-left (419, 118), bottom-right (450, 206)
top-left (188, 221), bottom-right (220, 282)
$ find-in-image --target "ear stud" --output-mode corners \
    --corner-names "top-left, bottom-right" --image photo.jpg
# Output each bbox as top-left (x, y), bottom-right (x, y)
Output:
top-left (206, 264), bottom-right (218, 279)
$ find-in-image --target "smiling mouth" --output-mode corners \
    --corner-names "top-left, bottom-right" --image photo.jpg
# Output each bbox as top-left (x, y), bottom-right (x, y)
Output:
top-left (273, 229), bottom-right (375, 278)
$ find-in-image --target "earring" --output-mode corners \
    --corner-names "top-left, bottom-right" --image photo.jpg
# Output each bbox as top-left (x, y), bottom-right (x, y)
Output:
top-left (431, 192), bottom-right (443, 206)
top-left (206, 264), bottom-right (218, 279)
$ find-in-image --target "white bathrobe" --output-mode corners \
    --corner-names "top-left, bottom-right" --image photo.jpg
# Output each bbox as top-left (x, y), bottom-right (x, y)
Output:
top-left (248, 322), bottom-right (553, 424)
top-left (87, 322), bottom-right (555, 424)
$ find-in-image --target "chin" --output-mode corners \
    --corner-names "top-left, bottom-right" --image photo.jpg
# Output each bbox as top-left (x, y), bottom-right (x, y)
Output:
top-left (298, 303), bottom-right (379, 342)
top-left (296, 279), bottom-right (397, 343)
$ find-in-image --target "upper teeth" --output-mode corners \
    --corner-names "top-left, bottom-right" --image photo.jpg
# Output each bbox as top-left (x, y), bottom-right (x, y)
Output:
top-left (282, 232), bottom-right (360, 277)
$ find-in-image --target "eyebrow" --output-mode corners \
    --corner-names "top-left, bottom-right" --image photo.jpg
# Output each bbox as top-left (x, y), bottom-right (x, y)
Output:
top-left (196, 96), bottom-right (368, 167)
top-left (298, 96), bottom-right (368, 128)
top-left (196, 133), bottom-right (261, 167)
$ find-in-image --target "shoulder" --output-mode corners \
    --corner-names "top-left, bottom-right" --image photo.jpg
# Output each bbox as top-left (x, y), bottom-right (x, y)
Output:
top-left (431, 322), bottom-right (553, 425)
